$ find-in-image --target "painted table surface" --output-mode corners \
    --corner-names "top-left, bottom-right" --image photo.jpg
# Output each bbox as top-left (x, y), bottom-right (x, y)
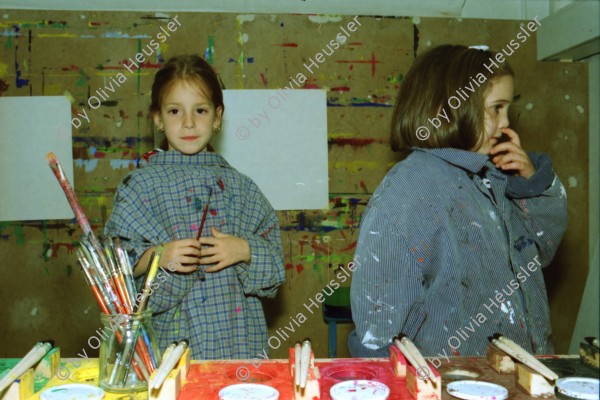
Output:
top-left (2, 356), bottom-right (598, 399)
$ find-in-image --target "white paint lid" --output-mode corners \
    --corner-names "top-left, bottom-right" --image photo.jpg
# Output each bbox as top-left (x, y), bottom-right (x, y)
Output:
top-left (330, 380), bottom-right (390, 400)
top-left (446, 380), bottom-right (509, 400)
top-left (218, 383), bottom-right (279, 400)
top-left (556, 377), bottom-right (600, 399)
top-left (40, 383), bottom-right (104, 399)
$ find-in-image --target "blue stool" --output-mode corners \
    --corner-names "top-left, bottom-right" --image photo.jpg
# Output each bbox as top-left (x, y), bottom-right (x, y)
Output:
top-left (322, 287), bottom-right (353, 358)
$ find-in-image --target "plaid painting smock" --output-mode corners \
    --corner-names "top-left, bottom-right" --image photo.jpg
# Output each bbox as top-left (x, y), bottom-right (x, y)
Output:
top-left (105, 151), bottom-right (285, 359)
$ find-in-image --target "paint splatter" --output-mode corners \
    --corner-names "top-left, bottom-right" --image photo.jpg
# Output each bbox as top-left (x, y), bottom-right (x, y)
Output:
top-left (205, 35), bottom-right (215, 64)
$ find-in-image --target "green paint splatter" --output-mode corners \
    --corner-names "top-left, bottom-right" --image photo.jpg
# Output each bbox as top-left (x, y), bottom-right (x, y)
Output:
top-left (205, 35), bottom-right (215, 64)
top-left (5, 36), bottom-right (12, 49)
top-left (75, 69), bottom-right (89, 87)
top-left (14, 225), bottom-right (24, 245)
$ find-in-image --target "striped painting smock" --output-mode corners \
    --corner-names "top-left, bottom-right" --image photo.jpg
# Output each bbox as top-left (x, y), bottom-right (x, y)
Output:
top-left (349, 148), bottom-right (567, 358)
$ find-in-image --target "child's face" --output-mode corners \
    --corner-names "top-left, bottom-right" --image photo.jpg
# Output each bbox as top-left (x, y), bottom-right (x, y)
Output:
top-left (475, 75), bottom-right (514, 155)
top-left (153, 79), bottom-right (223, 155)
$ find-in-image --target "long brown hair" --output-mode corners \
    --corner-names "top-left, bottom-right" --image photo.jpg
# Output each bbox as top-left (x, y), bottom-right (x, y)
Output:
top-left (150, 55), bottom-right (224, 150)
top-left (390, 45), bottom-right (514, 152)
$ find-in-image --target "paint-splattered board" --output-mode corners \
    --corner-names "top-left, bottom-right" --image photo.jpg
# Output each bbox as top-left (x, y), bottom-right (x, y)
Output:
top-left (177, 356), bottom-right (600, 399)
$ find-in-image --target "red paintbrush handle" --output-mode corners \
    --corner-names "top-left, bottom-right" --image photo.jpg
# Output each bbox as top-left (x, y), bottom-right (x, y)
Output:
top-left (46, 152), bottom-right (92, 235)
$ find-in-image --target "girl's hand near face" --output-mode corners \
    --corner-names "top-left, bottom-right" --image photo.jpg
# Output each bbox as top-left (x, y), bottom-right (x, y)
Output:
top-left (198, 227), bottom-right (251, 272)
top-left (489, 128), bottom-right (536, 179)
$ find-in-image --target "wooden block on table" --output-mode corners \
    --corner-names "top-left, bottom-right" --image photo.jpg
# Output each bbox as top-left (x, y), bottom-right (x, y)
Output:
top-left (0, 368), bottom-right (34, 400)
top-left (148, 367), bottom-right (181, 400)
top-left (389, 345), bottom-right (407, 378)
top-left (293, 366), bottom-right (320, 400)
top-left (34, 347), bottom-right (61, 379)
top-left (516, 362), bottom-right (555, 398)
top-left (579, 342), bottom-right (599, 370)
top-left (406, 363), bottom-right (442, 400)
top-left (487, 343), bottom-right (516, 374)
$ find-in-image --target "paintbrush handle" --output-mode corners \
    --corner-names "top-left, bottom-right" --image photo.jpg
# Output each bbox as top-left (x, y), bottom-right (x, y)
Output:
top-left (46, 153), bottom-right (92, 235)
top-left (299, 340), bottom-right (311, 389)
top-left (400, 336), bottom-right (431, 380)
top-left (294, 343), bottom-right (302, 387)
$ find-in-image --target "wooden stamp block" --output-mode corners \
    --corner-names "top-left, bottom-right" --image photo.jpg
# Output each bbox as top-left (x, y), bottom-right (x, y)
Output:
top-left (390, 345), bottom-right (407, 378)
top-left (289, 347), bottom-right (320, 400)
top-left (406, 364), bottom-right (442, 400)
top-left (390, 345), bottom-right (441, 400)
top-left (579, 342), bottom-right (599, 370)
top-left (0, 368), bottom-right (34, 400)
top-left (487, 343), bottom-right (516, 374)
top-left (148, 368), bottom-right (181, 400)
top-left (516, 362), bottom-right (555, 398)
top-left (34, 347), bottom-right (61, 379)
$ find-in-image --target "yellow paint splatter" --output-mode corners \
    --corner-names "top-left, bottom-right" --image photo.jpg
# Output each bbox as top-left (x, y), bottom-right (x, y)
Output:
top-left (37, 33), bottom-right (77, 38)
top-left (334, 161), bottom-right (378, 173)
top-left (62, 89), bottom-right (76, 104)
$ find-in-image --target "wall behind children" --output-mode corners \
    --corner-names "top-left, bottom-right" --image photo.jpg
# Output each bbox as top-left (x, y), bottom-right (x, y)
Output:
top-left (0, 6), bottom-right (590, 358)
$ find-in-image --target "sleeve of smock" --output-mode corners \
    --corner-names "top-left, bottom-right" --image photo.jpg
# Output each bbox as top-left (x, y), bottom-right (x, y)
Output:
top-left (350, 204), bottom-right (425, 357)
top-left (234, 182), bottom-right (285, 298)
top-left (506, 153), bottom-right (568, 267)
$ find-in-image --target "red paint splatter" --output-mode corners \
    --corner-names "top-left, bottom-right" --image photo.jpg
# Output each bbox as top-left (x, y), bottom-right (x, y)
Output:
top-left (235, 306), bottom-right (241, 313)
top-left (285, 263), bottom-right (294, 270)
top-left (217, 178), bottom-right (225, 190)
top-left (209, 209), bottom-right (217, 216)
top-left (303, 83), bottom-right (320, 89)
top-left (331, 86), bottom-right (351, 92)
top-left (259, 72), bottom-right (268, 87)
top-left (451, 348), bottom-right (460, 356)
top-left (329, 138), bottom-right (384, 147)
top-left (61, 64), bottom-right (80, 71)
top-left (274, 43), bottom-right (298, 47)
top-left (418, 257), bottom-right (424, 263)
top-left (336, 51), bottom-right (381, 77)
top-left (296, 264), bottom-right (304, 274)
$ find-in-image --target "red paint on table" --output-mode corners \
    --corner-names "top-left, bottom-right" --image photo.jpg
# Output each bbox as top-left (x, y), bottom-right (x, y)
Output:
top-left (177, 358), bottom-right (417, 400)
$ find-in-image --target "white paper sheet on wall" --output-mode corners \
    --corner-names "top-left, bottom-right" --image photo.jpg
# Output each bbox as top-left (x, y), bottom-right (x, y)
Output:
top-left (212, 89), bottom-right (329, 210)
top-left (0, 96), bottom-right (74, 221)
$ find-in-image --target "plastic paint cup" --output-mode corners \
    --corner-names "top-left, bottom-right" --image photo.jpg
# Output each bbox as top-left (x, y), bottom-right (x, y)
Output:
top-left (40, 383), bottom-right (104, 399)
top-left (218, 383), bottom-right (279, 400)
top-left (330, 380), bottom-right (390, 400)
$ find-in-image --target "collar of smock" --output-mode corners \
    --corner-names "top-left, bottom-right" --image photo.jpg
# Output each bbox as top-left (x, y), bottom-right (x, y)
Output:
top-left (148, 150), bottom-right (230, 167)
top-left (413, 147), bottom-right (490, 174)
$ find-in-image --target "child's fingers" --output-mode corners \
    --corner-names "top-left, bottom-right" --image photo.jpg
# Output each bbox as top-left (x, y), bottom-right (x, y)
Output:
top-left (198, 254), bottom-right (221, 265)
top-left (205, 262), bottom-right (228, 273)
top-left (198, 237), bottom-right (219, 246)
top-left (175, 239), bottom-right (201, 248)
top-left (501, 128), bottom-right (521, 146)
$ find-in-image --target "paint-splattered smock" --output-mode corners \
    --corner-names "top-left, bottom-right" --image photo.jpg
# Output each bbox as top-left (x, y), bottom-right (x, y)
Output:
top-left (349, 148), bottom-right (567, 358)
top-left (105, 151), bottom-right (285, 360)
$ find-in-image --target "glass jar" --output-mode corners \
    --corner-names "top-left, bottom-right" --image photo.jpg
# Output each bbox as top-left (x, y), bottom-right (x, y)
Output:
top-left (99, 310), bottom-right (161, 393)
